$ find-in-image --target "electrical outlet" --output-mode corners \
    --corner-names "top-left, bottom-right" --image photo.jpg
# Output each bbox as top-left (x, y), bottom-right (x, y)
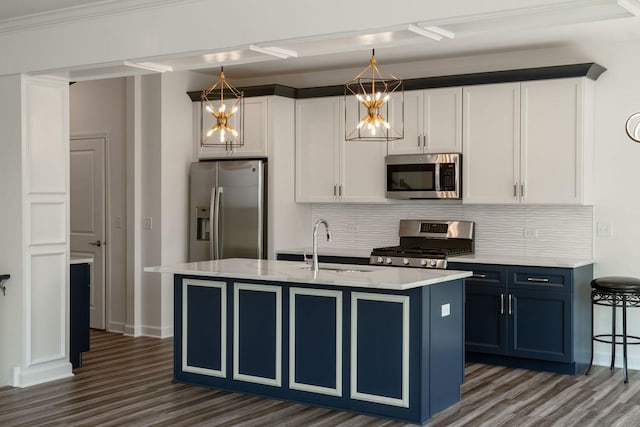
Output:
top-left (143, 217), bottom-right (152, 230)
top-left (523, 228), bottom-right (538, 238)
top-left (441, 303), bottom-right (450, 317)
top-left (597, 222), bottom-right (613, 237)
top-left (115, 216), bottom-right (122, 229)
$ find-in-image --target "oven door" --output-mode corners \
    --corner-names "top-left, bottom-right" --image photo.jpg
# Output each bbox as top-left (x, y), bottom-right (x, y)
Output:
top-left (385, 153), bottom-right (461, 199)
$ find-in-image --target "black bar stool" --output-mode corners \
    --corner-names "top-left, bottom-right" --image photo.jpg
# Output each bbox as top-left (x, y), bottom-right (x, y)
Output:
top-left (585, 276), bottom-right (640, 383)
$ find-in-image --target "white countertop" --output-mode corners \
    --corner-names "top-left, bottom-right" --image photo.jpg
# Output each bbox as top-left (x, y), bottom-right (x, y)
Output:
top-left (448, 254), bottom-right (594, 269)
top-left (145, 258), bottom-right (472, 291)
top-left (70, 256), bottom-right (94, 265)
top-left (277, 248), bottom-right (594, 269)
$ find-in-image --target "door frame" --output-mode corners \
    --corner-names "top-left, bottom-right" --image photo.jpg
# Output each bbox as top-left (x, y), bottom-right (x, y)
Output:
top-left (70, 132), bottom-right (111, 331)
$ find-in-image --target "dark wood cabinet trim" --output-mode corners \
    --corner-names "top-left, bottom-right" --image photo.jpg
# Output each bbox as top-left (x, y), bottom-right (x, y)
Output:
top-left (187, 63), bottom-right (605, 101)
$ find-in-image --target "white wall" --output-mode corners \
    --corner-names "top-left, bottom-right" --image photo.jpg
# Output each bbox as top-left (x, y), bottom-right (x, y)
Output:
top-left (157, 70), bottom-right (216, 336)
top-left (69, 78), bottom-right (128, 332)
top-left (0, 74), bottom-right (25, 386)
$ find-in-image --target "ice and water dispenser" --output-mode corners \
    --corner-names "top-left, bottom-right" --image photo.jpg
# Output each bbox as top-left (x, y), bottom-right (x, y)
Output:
top-left (196, 206), bottom-right (210, 241)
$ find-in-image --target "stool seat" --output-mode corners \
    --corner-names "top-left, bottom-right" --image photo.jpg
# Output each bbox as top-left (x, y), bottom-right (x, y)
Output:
top-left (591, 276), bottom-right (640, 293)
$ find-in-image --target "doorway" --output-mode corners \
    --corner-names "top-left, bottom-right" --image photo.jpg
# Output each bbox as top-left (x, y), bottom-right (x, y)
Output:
top-left (70, 137), bottom-right (107, 330)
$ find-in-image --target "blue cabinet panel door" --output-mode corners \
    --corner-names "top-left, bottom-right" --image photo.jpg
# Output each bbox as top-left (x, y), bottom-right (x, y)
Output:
top-left (354, 298), bottom-right (405, 401)
top-left (186, 285), bottom-right (223, 371)
top-left (293, 294), bottom-right (338, 389)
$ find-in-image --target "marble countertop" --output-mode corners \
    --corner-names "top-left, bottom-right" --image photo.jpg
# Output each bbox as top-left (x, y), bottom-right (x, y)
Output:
top-left (145, 258), bottom-right (472, 291)
top-left (276, 248), bottom-right (594, 268)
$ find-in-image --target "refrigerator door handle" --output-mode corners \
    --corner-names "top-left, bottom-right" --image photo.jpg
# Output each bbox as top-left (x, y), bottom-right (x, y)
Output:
top-left (209, 187), bottom-right (218, 259)
top-left (214, 186), bottom-right (224, 259)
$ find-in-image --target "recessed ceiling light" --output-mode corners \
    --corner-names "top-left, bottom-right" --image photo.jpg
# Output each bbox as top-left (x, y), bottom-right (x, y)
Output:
top-left (407, 24), bottom-right (455, 41)
top-left (249, 45), bottom-right (298, 59)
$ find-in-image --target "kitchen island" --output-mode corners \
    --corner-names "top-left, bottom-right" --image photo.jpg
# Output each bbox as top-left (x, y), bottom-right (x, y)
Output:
top-left (147, 258), bottom-right (472, 424)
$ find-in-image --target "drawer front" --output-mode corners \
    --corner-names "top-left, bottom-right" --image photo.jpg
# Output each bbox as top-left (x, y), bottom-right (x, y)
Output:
top-left (448, 263), bottom-right (507, 289)
top-left (509, 266), bottom-right (572, 292)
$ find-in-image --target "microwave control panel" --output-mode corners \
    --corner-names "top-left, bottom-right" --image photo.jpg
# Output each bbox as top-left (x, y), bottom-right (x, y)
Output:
top-left (439, 163), bottom-right (457, 191)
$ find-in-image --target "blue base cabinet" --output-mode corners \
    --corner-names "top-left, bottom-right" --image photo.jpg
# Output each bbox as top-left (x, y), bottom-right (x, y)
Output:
top-left (70, 262), bottom-right (90, 369)
top-left (173, 274), bottom-right (465, 424)
top-left (449, 262), bottom-right (593, 375)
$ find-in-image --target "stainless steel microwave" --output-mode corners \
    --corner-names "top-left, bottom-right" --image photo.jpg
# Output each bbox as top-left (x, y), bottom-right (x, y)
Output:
top-left (385, 153), bottom-right (461, 199)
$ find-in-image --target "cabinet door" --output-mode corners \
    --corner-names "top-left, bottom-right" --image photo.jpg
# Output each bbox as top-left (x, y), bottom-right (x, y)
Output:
top-left (423, 87), bottom-right (462, 153)
top-left (341, 138), bottom-right (387, 202)
top-left (520, 78), bottom-right (589, 205)
top-left (295, 97), bottom-right (341, 202)
top-left (197, 97), bottom-right (268, 159)
top-left (508, 288), bottom-right (571, 362)
top-left (462, 83), bottom-right (521, 204)
top-left (386, 90), bottom-right (423, 155)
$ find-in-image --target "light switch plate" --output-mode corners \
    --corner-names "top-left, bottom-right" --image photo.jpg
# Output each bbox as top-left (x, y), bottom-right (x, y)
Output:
top-left (597, 222), bottom-right (613, 237)
top-left (441, 303), bottom-right (450, 317)
top-left (143, 217), bottom-right (152, 230)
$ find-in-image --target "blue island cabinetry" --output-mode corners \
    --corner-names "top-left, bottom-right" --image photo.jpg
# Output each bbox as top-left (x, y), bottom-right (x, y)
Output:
top-left (173, 274), bottom-right (465, 425)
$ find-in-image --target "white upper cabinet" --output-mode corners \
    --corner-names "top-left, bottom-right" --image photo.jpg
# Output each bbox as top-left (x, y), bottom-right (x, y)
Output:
top-left (520, 78), bottom-right (592, 205)
top-left (387, 87), bottom-right (462, 155)
top-left (196, 96), bottom-right (268, 159)
top-left (295, 96), bottom-right (387, 203)
top-left (463, 78), bottom-right (593, 205)
top-left (462, 83), bottom-right (521, 204)
top-left (295, 97), bottom-right (341, 203)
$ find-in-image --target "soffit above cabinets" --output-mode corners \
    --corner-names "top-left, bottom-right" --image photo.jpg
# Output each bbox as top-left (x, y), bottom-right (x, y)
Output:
top-left (14, 0), bottom-right (640, 82)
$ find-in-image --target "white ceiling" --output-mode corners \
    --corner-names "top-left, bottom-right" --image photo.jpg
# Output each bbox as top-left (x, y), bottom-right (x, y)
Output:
top-left (2, 0), bottom-right (640, 81)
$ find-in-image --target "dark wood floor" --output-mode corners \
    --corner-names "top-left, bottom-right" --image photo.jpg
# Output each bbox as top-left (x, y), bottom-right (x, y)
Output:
top-left (1, 331), bottom-right (639, 426)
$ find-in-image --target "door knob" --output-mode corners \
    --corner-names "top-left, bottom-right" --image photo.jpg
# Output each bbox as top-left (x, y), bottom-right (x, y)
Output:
top-left (88, 240), bottom-right (103, 247)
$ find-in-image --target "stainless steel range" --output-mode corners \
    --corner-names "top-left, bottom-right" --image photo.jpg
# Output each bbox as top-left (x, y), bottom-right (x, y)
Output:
top-left (370, 219), bottom-right (474, 269)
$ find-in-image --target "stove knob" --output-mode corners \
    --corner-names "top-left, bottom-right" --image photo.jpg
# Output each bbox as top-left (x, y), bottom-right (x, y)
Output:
top-left (420, 259), bottom-right (428, 266)
top-left (385, 257), bottom-right (393, 265)
top-left (403, 258), bottom-right (410, 265)
top-left (377, 256), bottom-right (384, 264)
top-left (430, 260), bottom-right (438, 267)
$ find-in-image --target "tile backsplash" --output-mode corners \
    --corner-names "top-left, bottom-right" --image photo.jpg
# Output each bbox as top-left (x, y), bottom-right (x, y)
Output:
top-left (311, 203), bottom-right (593, 259)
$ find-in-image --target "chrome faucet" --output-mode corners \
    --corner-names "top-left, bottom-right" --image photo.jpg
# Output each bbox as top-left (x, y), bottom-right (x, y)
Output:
top-left (312, 219), bottom-right (332, 273)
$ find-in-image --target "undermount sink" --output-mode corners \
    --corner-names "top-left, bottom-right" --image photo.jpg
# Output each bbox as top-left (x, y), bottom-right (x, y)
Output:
top-left (299, 264), bottom-right (373, 273)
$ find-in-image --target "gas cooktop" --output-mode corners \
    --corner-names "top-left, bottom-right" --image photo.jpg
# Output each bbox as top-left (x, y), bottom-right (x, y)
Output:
top-left (370, 219), bottom-right (474, 269)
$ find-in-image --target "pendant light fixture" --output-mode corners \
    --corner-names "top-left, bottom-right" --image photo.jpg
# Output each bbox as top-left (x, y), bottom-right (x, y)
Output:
top-left (201, 66), bottom-right (244, 149)
top-left (345, 49), bottom-right (403, 142)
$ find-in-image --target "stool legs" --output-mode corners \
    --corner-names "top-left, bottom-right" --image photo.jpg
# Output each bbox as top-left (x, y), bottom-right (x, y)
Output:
top-left (586, 292), bottom-right (595, 376)
top-left (623, 295), bottom-right (629, 384)
top-left (611, 302), bottom-right (616, 370)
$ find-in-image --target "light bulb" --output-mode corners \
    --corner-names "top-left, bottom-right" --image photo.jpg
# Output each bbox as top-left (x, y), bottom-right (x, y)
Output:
top-left (206, 105), bottom-right (214, 113)
top-left (231, 129), bottom-right (238, 137)
top-left (375, 92), bottom-right (381, 100)
top-left (220, 129), bottom-right (226, 142)
top-left (383, 94), bottom-right (390, 103)
top-left (357, 120), bottom-right (365, 129)
top-left (356, 94), bottom-right (364, 102)
top-left (220, 104), bottom-right (226, 112)
top-left (365, 94), bottom-right (371, 102)
top-left (206, 129), bottom-right (213, 137)
top-left (231, 106), bottom-right (238, 114)
top-left (384, 121), bottom-right (391, 129)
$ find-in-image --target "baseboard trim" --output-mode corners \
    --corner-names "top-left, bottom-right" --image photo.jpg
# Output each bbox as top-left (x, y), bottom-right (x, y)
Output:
top-left (108, 321), bottom-right (125, 333)
top-left (140, 325), bottom-right (173, 339)
top-left (123, 323), bottom-right (141, 337)
top-left (12, 359), bottom-right (73, 388)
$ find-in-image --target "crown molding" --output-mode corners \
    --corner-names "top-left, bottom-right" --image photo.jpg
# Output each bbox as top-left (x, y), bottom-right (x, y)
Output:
top-left (0, 0), bottom-right (199, 35)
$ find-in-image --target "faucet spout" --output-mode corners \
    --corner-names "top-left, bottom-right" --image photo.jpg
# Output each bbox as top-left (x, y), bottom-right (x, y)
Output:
top-left (312, 219), bottom-right (331, 273)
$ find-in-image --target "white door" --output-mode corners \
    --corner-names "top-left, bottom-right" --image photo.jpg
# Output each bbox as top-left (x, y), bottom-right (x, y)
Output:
top-left (70, 138), bottom-right (106, 330)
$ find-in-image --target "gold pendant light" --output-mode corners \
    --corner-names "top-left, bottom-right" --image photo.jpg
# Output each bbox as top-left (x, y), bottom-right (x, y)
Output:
top-left (345, 49), bottom-right (403, 142)
top-left (201, 66), bottom-right (245, 150)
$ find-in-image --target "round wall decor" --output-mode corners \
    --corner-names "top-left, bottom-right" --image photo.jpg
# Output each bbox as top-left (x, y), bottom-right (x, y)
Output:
top-left (626, 112), bottom-right (640, 143)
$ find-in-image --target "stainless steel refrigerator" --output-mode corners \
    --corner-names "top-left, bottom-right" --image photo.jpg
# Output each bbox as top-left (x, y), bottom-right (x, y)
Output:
top-left (189, 159), bottom-right (267, 262)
